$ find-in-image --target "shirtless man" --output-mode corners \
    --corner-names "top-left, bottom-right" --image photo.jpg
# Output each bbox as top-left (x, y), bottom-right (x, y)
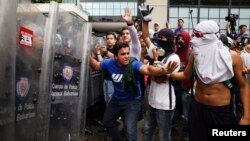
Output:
top-left (170, 20), bottom-right (250, 141)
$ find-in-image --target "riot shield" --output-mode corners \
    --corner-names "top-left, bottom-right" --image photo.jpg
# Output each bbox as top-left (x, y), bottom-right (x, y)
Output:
top-left (0, 1), bottom-right (17, 141)
top-left (15, 1), bottom-right (46, 141)
top-left (36, 2), bottom-right (58, 141)
top-left (48, 4), bottom-right (91, 141)
top-left (87, 37), bottom-right (105, 107)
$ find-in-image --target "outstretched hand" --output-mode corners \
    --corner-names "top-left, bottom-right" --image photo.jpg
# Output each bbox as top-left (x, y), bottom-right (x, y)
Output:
top-left (165, 61), bottom-right (178, 74)
top-left (122, 7), bottom-right (133, 25)
top-left (243, 66), bottom-right (250, 74)
top-left (138, 3), bottom-right (154, 22)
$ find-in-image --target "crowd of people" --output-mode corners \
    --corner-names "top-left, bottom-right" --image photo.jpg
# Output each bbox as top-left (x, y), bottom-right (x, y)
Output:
top-left (89, 3), bottom-right (250, 141)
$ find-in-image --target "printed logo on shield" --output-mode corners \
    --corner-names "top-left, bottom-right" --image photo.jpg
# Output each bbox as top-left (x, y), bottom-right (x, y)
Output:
top-left (62, 65), bottom-right (73, 82)
top-left (16, 77), bottom-right (30, 99)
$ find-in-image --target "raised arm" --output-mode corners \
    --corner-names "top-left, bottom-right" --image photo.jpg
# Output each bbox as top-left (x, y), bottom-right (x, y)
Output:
top-left (122, 7), bottom-right (141, 60)
top-left (142, 21), bottom-right (152, 49)
top-left (89, 56), bottom-right (101, 71)
top-left (128, 25), bottom-right (141, 60)
top-left (139, 4), bottom-right (158, 61)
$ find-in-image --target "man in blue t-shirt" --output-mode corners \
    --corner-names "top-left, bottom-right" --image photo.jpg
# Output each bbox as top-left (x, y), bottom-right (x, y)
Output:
top-left (90, 42), bottom-right (178, 141)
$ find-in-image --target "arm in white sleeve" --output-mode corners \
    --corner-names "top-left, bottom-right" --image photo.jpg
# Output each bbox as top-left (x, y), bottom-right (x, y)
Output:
top-left (147, 43), bottom-right (155, 59)
top-left (128, 25), bottom-right (141, 60)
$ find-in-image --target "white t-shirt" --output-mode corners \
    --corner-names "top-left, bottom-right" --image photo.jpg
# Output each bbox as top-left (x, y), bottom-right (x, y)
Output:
top-left (147, 43), bottom-right (181, 110)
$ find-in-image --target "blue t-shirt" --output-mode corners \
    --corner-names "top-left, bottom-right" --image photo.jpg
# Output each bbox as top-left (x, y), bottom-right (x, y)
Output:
top-left (100, 58), bottom-right (143, 100)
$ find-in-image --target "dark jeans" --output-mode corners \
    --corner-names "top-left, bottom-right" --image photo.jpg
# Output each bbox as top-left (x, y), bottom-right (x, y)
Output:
top-left (181, 91), bottom-right (192, 137)
top-left (143, 105), bottom-right (174, 141)
top-left (103, 98), bottom-right (141, 141)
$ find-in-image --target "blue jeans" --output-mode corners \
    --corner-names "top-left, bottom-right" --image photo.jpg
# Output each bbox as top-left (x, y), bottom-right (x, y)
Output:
top-left (181, 91), bottom-right (191, 137)
top-left (103, 98), bottom-right (141, 141)
top-left (143, 105), bottom-right (174, 141)
top-left (103, 79), bottom-right (114, 104)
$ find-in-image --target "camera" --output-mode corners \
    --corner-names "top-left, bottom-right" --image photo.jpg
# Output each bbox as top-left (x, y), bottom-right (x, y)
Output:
top-left (225, 14), bottom-right (239, 22)
top-left (225, 14), bottom-right (239, 28)
top-left (225, 14), bottom-right (239, 39)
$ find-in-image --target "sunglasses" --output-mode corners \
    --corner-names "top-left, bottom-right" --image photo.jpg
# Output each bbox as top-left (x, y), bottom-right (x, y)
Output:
top-left (192, 30), bottom-right (205, 37)
top-left (192, 30), bottom-right (219, 38)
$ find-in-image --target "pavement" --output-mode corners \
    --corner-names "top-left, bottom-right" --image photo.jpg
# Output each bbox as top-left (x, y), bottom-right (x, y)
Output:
top-left (83, 115), bottom-right (184, 141)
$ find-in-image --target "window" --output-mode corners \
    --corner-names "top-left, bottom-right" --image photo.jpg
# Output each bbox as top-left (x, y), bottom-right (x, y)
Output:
top-left (179, 8), bottom-right (190, 18)
top-left (220, 8), bottom-right (228, 19)
top-left (169, 2), bottom-right (250, 35)
top-left (240, 9), bottom-right (250, 18)
top-left (209, 9), bottom-right (219, 18)
top-left (200, 8), bottom-right (209, 18)
top-left (80, 2), bottom-right (137, 17)
top-left (169, 7), bottom-right (198, 34)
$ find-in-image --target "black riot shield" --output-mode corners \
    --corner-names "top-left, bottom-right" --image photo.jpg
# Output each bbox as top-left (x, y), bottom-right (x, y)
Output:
top-left (15, 1), bottom-right (46, 141)
top-left (48, 4), bottom-right (91, 141)
top-left (0, 1), bottom-right (17, 141)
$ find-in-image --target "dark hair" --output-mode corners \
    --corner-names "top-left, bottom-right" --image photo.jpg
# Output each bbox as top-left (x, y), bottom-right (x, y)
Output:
top-left (178, 19), bottom-right (184, 23)
top-left (239, 24), bottom-right (247, 29)
top-left (158, 28), bottom-right (175, 40)
top-left (106, 32), bottom-right (117, 39)
top-left (113, 42), bottom-right (130, 55)
top-left (219, 34), bottom-right (229, 47)
top-left (154, 23), bottom-right (159, 26)
top-left (121, 27), bottom-right (129, 33)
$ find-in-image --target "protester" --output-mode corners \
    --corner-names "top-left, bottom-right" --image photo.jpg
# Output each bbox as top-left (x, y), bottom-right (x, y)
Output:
top-left (121, 7), bottom-right (141, 61)
top-left (170, 20), bottom-right (250, 141)
top-left (174, 31), bottom-right (192, 141)
top-left (139, 4), bottom-right (181, 141)
top-left (89, 42), bottom-right (178, 141)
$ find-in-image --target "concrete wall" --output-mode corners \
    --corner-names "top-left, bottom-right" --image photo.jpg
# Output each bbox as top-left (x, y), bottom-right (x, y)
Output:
top-left (145, 0), bottom-right (168, 31)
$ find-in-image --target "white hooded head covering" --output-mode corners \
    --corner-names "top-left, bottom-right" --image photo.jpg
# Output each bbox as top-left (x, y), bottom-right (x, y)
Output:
top-left (191, 20), bottom-right (234, 84)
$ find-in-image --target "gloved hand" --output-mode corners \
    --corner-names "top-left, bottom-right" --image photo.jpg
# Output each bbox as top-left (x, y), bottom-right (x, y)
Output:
top-left (139, 3), bottom-right (154, 22)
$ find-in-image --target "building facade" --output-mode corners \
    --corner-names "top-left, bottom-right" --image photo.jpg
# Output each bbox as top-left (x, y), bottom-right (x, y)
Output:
top-left (60, 0), bottom-right (250, 35)
top-left (169, 0), bottom-right (250, 34)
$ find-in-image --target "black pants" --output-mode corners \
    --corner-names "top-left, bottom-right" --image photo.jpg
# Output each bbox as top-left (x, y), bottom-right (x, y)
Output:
top-left (188, 99), bottom-right (237, 141)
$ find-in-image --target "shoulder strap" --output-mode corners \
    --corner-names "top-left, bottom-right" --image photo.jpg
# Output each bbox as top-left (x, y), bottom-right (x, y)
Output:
top-left (163, 52), bottom-right (175, 109)
top-left (223, 47), bottom-right (233, 89)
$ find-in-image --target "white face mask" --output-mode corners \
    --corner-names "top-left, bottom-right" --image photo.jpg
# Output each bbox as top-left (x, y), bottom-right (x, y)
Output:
top-left (191, 20), bottom-right (234, 84)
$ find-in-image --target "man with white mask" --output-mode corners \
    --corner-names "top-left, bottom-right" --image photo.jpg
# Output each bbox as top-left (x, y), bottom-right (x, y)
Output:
top-left (170, 20), bottom-right (250, 141)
